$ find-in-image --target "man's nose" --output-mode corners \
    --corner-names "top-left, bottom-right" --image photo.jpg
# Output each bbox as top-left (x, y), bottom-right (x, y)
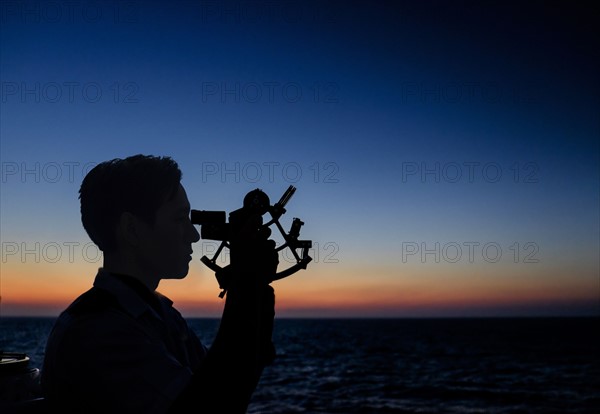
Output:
top-left (189, 221), bottom-right (201, 243)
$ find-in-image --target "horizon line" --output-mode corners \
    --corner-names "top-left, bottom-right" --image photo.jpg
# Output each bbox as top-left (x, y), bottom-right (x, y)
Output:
top-left (2, 314), bottom-right (598, 320)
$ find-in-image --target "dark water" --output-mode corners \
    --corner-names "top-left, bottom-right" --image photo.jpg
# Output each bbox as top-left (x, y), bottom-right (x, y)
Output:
top-left (1, 317), bottom-right (599, 413)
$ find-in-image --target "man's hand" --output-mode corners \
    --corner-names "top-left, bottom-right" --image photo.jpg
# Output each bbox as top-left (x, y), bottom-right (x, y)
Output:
top-left (229, 213), bottom-right (279, 283)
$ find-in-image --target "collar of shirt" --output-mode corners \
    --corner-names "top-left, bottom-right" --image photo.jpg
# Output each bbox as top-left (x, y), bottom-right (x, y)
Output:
top-left (93, 268), bottom-right (173, 320)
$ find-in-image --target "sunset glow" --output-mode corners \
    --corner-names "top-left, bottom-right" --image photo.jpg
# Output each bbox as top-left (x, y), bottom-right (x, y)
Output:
top-left (1, 1), bottom-right (598, 318)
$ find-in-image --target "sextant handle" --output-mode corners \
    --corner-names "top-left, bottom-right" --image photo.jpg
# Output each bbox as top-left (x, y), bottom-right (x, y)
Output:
top-left (200, 254), bottom-right (312, 283)
top-left (200, 255), bottom-right (222, 274)
top-left (269, 256), bottom-right (312, 282)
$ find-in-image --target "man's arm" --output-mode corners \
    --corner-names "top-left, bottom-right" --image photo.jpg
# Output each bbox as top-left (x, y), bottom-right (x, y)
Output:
top-left (170, 215), bottom-right (277, 413)
top-left (170, 286), bottom-right (275, 413)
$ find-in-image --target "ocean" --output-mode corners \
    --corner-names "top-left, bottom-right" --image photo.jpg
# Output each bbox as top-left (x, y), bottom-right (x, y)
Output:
top-left (1, 317), bottom-right (599, 413)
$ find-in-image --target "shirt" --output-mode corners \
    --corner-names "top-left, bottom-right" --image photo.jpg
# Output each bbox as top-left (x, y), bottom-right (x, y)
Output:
top-left (41, 268), bottom-right (207, 414)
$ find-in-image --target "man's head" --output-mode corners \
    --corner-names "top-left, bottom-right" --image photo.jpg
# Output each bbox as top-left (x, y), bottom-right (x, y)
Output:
top-left (80, 154), bottom-right (200, 281)
top-left (80, 154), bottom-right (182, 252)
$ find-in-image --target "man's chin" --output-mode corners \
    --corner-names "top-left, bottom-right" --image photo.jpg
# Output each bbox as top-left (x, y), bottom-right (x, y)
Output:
top-left (164, 266), bottom-right (190, 280)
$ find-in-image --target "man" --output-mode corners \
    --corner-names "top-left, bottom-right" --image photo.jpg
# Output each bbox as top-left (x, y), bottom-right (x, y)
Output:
top-left (41, 154), bottom-right (277, 413)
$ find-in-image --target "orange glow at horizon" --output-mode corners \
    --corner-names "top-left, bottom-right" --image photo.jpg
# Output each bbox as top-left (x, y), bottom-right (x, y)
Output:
top-left (2, 258), bottom-right (597, 317)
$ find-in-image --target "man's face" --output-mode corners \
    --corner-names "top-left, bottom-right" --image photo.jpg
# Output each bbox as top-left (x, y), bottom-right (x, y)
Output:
top-left (136, 183), bottom-right (200, 280)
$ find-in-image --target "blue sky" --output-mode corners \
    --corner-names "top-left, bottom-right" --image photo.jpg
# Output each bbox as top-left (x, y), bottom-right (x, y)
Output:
top-left (1, 0), bottom-right (598, 317)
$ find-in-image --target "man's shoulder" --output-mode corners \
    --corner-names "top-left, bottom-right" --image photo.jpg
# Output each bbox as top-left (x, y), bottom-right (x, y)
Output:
top-left (64, 286), bottom-right (119, 317)
top-left (53, 286), bottom-right (147, 342)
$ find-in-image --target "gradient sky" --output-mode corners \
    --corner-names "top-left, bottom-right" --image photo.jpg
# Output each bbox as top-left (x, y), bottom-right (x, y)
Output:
top-left (1, 0), bottom-right (598, 318)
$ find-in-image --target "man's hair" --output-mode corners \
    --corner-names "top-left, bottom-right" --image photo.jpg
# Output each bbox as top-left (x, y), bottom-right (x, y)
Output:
top-left (79, 154), bottom-right (183, 252)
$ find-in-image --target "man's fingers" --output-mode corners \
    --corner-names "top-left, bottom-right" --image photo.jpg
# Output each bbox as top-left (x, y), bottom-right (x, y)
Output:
top-left (258, 226), bottom-right (272, 240)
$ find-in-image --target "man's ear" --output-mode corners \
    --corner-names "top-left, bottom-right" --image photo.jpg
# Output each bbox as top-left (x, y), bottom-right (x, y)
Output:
top-left (117, 212), bottom-right (142, 248)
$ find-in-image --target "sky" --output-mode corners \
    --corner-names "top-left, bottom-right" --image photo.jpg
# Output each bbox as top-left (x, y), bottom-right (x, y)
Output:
top-left (0, 0), bottom-right (598, 318)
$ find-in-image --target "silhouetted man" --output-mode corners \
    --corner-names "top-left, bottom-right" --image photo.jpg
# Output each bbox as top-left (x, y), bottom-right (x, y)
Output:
top-left (41, 154), bottom-right (277, 413)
